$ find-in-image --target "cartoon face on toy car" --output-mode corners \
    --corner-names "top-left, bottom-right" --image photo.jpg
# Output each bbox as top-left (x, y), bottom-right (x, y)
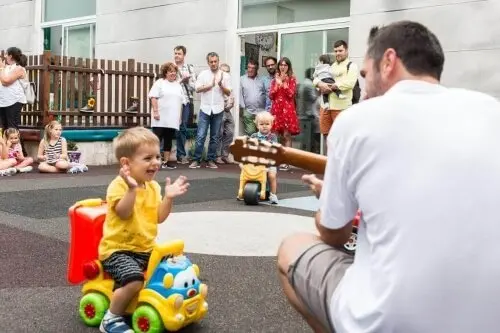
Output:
top-left (146, 255), bottom-right (208, 322)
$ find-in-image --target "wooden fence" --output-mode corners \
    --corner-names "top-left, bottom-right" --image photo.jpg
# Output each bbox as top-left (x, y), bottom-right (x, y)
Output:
top-left (17, 51), bottom-right (160, 129)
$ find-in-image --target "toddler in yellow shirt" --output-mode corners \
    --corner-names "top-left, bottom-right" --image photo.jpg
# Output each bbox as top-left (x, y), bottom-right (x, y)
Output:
top-left (98, 126), bottom-right (189, 333)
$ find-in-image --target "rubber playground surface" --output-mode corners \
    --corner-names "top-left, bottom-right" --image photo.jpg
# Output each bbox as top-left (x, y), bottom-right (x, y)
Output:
top-left (0, 163), bottom-right (319, 332)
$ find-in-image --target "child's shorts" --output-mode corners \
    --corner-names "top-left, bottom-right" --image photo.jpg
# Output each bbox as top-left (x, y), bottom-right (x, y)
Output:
top-left (101, 251), bottom-right (151, 289)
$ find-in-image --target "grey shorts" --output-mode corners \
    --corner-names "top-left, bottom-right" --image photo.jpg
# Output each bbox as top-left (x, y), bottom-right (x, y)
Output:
top-left (287, 242), bottom-right (354, 332)
top-left (101, 251), bottom-right (151, 289)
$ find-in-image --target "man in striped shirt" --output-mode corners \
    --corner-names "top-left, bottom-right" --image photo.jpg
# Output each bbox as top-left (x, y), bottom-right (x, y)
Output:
top-left (173, 45), bottom-right (196, 164)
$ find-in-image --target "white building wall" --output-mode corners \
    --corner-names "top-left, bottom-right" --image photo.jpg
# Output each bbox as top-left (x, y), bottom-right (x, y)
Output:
top-left (95, 0), bottom-right (235, 72)
top-left (0, 0), bottom-right (35, 53)
top-left (348, 0), bottom-right (500, 99)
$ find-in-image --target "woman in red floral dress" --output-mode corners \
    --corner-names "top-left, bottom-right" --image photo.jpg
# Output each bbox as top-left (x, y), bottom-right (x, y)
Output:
top-left (269, 57), bottom-right (300, 170)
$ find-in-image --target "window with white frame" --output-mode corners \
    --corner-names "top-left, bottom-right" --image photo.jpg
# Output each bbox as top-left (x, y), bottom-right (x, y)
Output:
top-left (43, 0), bottom-right (96, 22)
top-left (239, 0), bottom-right (350, 28)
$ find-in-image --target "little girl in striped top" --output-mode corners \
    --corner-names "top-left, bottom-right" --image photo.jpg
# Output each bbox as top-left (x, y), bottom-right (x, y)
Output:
top-left (37, 120), bottom-right (70, 173)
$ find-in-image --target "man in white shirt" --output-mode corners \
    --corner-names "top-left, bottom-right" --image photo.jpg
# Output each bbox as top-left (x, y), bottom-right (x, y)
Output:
top-left (189, 52), bottom-right (232, 169)
top-left (277, 20), bottom-right (500, 333)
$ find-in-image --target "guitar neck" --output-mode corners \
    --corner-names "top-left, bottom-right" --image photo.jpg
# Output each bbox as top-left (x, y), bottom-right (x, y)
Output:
top-left (281, 147), bottom-right (327, 174)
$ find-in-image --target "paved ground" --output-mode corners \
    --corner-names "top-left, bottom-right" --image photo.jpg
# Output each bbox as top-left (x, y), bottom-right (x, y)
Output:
top-left (0, 163), bottom-right (319, 333)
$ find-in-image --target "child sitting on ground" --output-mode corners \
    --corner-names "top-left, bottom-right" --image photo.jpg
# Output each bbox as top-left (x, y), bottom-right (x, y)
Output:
top-left (4, 128), bottom-right (33, 173)
top-left (313, 54), bottom-right (345, 109)
top-left (37, 120), bottom-right (70, 173)
top-left (98, 126), bottom-right (190, 333)
top-left (250, 111), bottom-right (279, 204)
top-left (0, 136), bottom-right (17, 176)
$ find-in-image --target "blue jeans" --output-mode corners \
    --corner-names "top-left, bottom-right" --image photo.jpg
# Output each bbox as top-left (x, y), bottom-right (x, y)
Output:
top-left (193, 110), bottom-right (223, 162)
top-left (175, 102), bottom-right (192, 159)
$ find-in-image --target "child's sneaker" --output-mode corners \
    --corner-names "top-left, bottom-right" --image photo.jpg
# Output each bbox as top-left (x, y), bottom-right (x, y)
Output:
top-left (269, 193), bottom-right (279, 204)
top-left (0, 167), bottom-right (17, 176)
top-left (100, 312), bottom-right (133, 333)
top-left (68, 166), bottom-right (80, 174)
top-left (17, 166), bottom-right (33, 173)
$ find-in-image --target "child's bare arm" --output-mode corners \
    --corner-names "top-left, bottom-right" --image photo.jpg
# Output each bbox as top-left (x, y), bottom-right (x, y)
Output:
top-left (158, 176), bottom-right (189, 223)
top-left (114, 188), bottom-right (137, 220)
top-left (60, 138), bottom-right (68, 160)
top-left (114, 166), bottom-right (138, 220)
top-left (158, 196), bottom-right (174, 223)
top-left (37, 140), bottom-right (46, 161)
top-left (0, 139), bottom-right (7, 159)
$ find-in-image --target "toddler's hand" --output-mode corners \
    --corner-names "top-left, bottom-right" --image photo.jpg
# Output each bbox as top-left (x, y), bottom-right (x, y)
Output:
top-left (165, 175), bottom-right (189, 199)
top-left (120, 165), bottom-right (138, 189)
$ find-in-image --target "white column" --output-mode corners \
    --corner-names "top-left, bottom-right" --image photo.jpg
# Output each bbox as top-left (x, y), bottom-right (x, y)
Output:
top-left (32, 0), bottom-right (44, 54)
top-left (225, 0), bottom-right (241, 137)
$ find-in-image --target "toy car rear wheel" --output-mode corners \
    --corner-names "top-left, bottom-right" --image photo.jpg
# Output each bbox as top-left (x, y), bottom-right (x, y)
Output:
top-left (78, 292), bottom-right (109, 327)
top-left (343, 227), bottom-right (358, 255)
top-left (243, 182), bottom-right (260, 205)
top-left (132, 305), bottom-right (164, 333)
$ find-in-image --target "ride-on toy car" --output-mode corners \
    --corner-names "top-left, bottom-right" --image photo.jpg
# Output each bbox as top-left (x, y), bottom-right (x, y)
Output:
top-left (67, 198), bottom-right (208, 333)
top-left (237, 163), bottom-right (271, 205)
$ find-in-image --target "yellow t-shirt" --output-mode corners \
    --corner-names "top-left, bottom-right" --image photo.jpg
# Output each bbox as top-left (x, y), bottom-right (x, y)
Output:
top-left (98, 176), bottom-right (162, 261)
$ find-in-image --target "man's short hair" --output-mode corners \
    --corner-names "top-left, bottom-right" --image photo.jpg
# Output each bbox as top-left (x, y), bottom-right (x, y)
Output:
top-left (247, 58), bottom-right (259, 68)
top-left (206, 52), bottom-right (219, 61)
top-left (367, 20), bottom-right (445, 80)
top-left (264, 56), bottom-right (277, 65)
top-left (174, 45), bottom-right (186, 55)
top-left (333, 40), bottom-right (348, 49)
top-left (113, 127), bottom-right (159, 159)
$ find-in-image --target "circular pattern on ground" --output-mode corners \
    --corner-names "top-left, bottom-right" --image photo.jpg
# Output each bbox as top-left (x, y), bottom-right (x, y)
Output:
top-left (157, 211), bottom-right (317, 256)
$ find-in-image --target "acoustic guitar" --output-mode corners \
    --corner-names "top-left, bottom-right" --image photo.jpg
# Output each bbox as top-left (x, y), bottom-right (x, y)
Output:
top-left (230, 136), bottom-right (358, 254)
top-left (229, 136), bottom-right (327, 174)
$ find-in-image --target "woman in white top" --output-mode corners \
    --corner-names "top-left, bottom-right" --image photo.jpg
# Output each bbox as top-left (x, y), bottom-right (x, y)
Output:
top-left (148, 62), bottom-right (186, 169)
top-left (0, 47), bottom-right (27, 133)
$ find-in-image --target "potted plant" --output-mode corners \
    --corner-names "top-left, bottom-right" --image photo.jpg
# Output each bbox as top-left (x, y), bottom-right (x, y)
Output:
top-left (67, 140), bottom-right (81, 163)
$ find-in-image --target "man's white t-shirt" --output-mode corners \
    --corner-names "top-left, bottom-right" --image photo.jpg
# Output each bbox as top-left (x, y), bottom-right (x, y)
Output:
top-left (320, 80), bottom-right (500, 333)
top-left (195, 69), bottom-right (232, 116)
top-left (148, 79), bottom-right (185, 130)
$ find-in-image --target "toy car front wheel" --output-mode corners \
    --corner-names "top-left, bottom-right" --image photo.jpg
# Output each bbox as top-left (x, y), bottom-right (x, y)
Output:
top-left (132, 305), bottom-right (164, 333)
top-left (243, 182), bottom-right (260, 205)
top-left (78, 292), bottom-right (109, 327)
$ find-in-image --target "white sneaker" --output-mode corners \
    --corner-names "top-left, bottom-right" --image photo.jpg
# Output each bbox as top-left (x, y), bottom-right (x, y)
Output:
top-left (269, 193), bottom-right (279, 204)
top-left (1, 167), bottom-right (17, 176)
top-left (18, 166), bottom-right (33, 173)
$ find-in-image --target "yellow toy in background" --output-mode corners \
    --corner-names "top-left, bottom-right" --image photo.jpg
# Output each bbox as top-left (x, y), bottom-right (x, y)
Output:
top-left (67, 198), bottom-right (208, 333)
top-left (237, 163), bottom-right (269, 205)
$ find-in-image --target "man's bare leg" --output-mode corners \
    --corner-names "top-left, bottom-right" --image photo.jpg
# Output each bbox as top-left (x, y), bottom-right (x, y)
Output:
top-left (277, 232), bottom-right (329, 333)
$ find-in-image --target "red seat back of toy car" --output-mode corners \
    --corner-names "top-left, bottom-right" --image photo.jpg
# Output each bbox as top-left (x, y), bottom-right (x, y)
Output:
top-left (67, 198), bottom-right (108, 284)
top-left (353, 210), bottom-right (361, 227)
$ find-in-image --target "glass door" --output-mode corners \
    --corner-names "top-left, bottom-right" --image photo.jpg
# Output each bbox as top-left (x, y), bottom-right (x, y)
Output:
top-left (278, 27), bottom-right (349, 152)
top-left (63, 23), bottom-right (95, 59)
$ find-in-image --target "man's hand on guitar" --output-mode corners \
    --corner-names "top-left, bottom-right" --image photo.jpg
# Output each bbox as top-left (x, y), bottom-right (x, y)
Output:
top-left (302, 174), bottom-right (323, 199)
